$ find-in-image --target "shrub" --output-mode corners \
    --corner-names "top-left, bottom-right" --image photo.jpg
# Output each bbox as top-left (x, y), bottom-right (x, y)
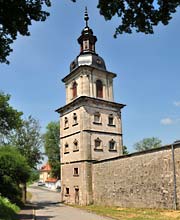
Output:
top-left (0, 196), bottom-right (20, 220)
top-left (0, 146), bottom-right (30, 204)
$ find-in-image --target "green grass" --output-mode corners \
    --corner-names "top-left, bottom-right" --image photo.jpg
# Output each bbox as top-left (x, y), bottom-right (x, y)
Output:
top-left (72, 205), bottom-right (180, 220)
top-left (0, 196), bottom-right (20, 220)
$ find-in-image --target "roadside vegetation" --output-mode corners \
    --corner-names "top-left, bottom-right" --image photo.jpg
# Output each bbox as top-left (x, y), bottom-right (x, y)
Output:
top-left (43, 121), bottom-right (60, 179)
top-left (0, 91), bottom-right (44, 218)
top-left (0, 146), bottom-right (30, 204)
top-left (73, 205), bottom-right (180, 220)
top-left (0, 196), bottom-right (20, 220)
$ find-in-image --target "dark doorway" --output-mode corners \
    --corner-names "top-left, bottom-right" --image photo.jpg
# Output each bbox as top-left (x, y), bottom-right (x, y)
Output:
top-left (75, 188), bottom-right (79, 204)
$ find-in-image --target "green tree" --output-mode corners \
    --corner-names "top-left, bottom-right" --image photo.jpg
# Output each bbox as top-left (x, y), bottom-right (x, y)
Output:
top-left (72, 0), bottom-right (180, 36)
top-left (134, 137), bottom-right (162, 152)
top-left (0, 146), bottom-right (30, 204)
top-left (0, 0), bottom-right (51, 64)
top-left (123, 145), bottom-right (129, 155)
top-left (43, 121), bottom-right (60, 179)
top-left (0, 92), bottom-right (22, 144)
top-left (1, 1), bottom-right (179, 64)
top-left (9, 115), bottom-right (43, 169)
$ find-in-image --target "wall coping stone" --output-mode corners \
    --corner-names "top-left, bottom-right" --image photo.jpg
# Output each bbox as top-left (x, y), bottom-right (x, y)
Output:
top-left (93, 143), bottom-right (180, 164)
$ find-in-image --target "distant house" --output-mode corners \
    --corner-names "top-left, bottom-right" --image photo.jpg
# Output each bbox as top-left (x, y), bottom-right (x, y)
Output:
top-left (39, 163), bottom-right (51, 183)
top-left (45, 178), bottom-right (61, 190)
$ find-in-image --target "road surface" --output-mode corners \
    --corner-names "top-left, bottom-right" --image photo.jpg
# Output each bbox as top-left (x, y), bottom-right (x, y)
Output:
top-left (29, 185), bottom-right (113, 220)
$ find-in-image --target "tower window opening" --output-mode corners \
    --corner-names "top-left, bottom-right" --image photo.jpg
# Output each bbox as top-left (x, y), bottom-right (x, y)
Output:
top-left (64, 117), bottom-right (69, 129)
top-left (72, 81), bottom-right (77, 99)
top-left (94, 112), bottom-right (101, 124)
top-left (64, 143), bottom-right (69, 154)
top-left (83, 40), bottom-right (89, 50)
top-left (73, 139), bottom-right (79, 152)
top-left (73, 113), bottom-right (78, 125)
top-left (73, 168), bottom-right (79, 176)
top-left (96, 80), bottom-right (103, 98)
top-left (108, 114), bottom-right (114, 126)
top-left (109, 139), bottom-right (116, 151)
top-left (94, 138), bottom-right (102, 150)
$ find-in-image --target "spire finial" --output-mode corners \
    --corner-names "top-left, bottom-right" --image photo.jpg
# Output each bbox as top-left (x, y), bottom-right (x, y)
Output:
top-left (84, 6), bottom-right (89, 27)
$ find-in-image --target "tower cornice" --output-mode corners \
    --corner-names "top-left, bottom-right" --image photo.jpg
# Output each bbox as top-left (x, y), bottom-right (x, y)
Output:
top-left (55, 95), bottom-right (126, 115)
top-left (62, 65), bottom-right (117, 83)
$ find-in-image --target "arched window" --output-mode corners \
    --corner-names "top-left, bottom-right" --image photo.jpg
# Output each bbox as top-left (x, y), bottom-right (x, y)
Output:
top-left (72, 81), bottom-right (77, 98)
top-left (96, 80), bottom-right (103, 98)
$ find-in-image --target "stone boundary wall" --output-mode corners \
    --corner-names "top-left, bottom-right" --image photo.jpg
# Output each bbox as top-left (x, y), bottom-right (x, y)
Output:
top-left (92, 144), bottom-right (180, 209)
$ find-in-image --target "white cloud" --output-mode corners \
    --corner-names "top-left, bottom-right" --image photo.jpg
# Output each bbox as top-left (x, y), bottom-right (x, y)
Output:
top-left (160, 118), bottom-right (174, 125)
top-left (173, 101), bottom-right (180, 107)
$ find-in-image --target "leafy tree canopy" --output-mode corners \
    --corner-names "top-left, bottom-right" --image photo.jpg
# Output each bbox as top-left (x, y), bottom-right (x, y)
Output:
top-left (0, 92), bottom-right (22, 143)
top-left (0, 0), bottom-right (51, 64)
top-left (123, 145), bottom-right (129, 155)
top-left (134, 137), bottom-right (162, 152)
top-left (43, 121), bottom-right (60, 179)
top-left (72, 0), bottom-right (180, 37)
top-left (0, 146), bottom-right (30, 203)
top-left (9, 115), bottom-right (43, 169)
top-left (1, 0), bottom-right (179, 64)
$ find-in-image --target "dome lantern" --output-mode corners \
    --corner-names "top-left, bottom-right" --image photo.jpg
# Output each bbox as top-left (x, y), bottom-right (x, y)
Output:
top-left (70, 8), bottom-right (106, 72)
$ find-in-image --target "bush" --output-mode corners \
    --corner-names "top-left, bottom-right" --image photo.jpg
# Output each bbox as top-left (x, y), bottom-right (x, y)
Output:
top-left (0, 146), bottom-right (30, 204)
top-left (0, 196), bottom-right (19, 220)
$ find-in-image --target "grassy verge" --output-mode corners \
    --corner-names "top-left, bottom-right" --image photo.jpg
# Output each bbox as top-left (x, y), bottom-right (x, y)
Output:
top-left (72, 205), bottom-right (180, 220)
top-left (0, 196), bottom-right (20, 220)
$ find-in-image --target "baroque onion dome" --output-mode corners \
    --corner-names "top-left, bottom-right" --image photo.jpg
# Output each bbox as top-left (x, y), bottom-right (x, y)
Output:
top-left (70, 7), bottom-right (106, 72)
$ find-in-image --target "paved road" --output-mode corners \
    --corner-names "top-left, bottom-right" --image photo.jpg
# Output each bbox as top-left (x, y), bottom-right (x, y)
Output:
top-left (29, 186), bottom-right (113, 220)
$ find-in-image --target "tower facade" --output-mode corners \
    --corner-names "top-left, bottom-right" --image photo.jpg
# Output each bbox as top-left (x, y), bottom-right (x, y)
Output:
top-left (56, 9), bottom-right (125, 205)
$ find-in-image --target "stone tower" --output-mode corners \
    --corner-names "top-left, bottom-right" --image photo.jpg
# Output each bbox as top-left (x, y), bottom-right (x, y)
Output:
top-left (56, 8), bottom-right (125, 205)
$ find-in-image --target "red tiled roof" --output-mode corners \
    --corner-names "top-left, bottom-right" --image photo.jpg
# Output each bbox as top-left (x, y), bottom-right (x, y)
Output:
top-left (40, 163), bottom-right (51, 172)
top-left (45, 177), bottom-right (58, 183)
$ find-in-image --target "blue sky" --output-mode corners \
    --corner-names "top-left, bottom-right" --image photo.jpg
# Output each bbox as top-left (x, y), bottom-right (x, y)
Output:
top-left (0, 1), bottom-right (180, 152)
